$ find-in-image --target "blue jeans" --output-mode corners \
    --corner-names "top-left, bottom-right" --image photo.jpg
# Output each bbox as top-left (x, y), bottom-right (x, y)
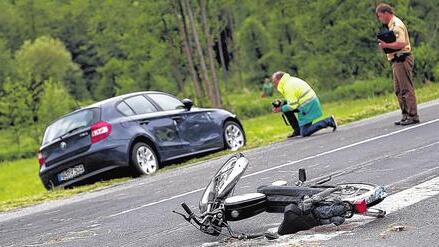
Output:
top-left (300, 117), bottom-right (333, 137)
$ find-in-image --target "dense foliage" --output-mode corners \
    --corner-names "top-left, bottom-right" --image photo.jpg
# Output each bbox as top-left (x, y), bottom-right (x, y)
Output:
top-left (0, 0), bottom-right (438, 145)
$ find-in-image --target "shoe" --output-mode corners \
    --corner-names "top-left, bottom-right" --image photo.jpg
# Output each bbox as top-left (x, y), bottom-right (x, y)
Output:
top-left (394, 118), bottom-right (407, 125)
top-left (287, 131), bottom-right (301, 138)
top-left (395, 115), bottom-right (408, 125)
top-left (400, 118), bottom-right (420, 126)
top-left (329, 115), bottom-right (337, 131)
top-left (394, 120), bottom-right (403, 125)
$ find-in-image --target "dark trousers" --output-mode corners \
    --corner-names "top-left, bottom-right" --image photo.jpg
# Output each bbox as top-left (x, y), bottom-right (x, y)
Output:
top-left (300, 118), bottom-right (333, 137)
top-left (392, 55), bottom-right (418, 120)
top-left (283, 110), bottom-right (300, 134)
top-left (283, 111), bottom-right (332, 137)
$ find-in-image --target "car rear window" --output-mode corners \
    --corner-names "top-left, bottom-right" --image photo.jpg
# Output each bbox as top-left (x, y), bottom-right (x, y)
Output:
top-left (148, 93), bottom-right (184, 111)
top-left (42, 108), bottom-right (100, 145)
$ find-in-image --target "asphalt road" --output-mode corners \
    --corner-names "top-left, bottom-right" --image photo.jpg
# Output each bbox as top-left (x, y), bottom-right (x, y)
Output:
top-left (1, 100), bottom-right (439, 247)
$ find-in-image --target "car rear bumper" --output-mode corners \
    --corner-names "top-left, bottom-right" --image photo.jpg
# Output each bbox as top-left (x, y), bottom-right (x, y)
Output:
top-left (39, 142), bottom-right (129, 188)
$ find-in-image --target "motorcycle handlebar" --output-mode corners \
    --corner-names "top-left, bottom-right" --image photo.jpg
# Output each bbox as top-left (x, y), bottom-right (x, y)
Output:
top-left (180, 203), bottom-right (203, 226)
top-left (181, 203), bottom-right (193, 217)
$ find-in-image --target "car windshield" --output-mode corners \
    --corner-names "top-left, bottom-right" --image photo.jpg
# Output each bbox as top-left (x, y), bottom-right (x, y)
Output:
top-left (42, 109), bottom-right (99, 145)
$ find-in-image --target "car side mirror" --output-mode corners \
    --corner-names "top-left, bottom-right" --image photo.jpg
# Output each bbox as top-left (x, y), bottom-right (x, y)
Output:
top-left (182, 99), bottom-right (193, 111)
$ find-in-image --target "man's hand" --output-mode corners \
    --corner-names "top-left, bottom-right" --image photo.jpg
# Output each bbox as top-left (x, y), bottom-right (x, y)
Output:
top-left (272, 106), bottom-right (281, 113)
top-left (378, 39), bottom-right (406, 50)
top-left (378, 39), bottom-right (389, 49)
top-left (272, 99), bottom-right (282, 107)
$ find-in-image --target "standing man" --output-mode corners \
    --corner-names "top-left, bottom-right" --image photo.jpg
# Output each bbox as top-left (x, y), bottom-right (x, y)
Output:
top-left (271, 71), bottom-right (336, 137)
top-left (376, 3), bottom-right (419, 125)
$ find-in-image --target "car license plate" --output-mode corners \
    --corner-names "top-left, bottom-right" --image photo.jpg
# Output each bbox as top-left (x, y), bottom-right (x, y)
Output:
top-left (57, 164), bottom-right (85, 182)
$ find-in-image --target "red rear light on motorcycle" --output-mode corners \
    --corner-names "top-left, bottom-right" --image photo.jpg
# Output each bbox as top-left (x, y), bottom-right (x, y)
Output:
top-left (91, 121), bottom-right (112, 143)
top-left (354, 199), bottom-right (367, 214)
top-left (37, 152), bottom-right (45, 167)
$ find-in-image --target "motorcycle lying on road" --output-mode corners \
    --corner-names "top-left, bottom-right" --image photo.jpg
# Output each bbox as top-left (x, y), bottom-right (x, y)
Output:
top-left (173, 153), bottom-right (388, 240)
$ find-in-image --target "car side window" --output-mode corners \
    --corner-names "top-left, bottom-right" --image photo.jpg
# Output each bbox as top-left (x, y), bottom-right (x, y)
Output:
top-left (148, 94), bottom-right (184, 111)
top-left (116, 101), bottom-right (135, 116)
top-left (124, 95), bottom-right (157, 114)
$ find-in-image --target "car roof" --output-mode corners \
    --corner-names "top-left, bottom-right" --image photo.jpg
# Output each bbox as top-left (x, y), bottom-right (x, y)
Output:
top-left (42, 91), bottom-right (185, 135)
top-left (51, 91), bottom-right (170, 122)
top-left (86, 91), bottom-right (165, 109)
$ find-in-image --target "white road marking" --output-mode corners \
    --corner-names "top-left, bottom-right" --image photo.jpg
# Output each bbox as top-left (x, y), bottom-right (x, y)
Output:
top-left (107, 118), bottom-right (439, 218)
top-left (108, 188), bottom-right (204, 218)
top-left (264, 174), bottom-right (439, 247)
top-left (242, 118), bottom-right (439, 179)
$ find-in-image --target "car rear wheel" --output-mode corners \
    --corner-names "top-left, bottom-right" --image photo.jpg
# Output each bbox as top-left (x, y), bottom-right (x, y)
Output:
top-left (223, 121), bottom-right (245, 151)
top-left (42, 179), bottom-right (54, 191)
top-left (131, 142), bottom-right (159, 175)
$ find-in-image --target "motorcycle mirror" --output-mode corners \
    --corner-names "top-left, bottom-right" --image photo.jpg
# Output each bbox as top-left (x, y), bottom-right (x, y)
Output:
top-left (299, 168), bottom-right (307, 182)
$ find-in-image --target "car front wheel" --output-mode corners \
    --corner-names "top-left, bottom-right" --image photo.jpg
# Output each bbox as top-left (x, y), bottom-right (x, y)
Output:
top-left (223, 121), bottom-right (245, 151)
top-left (131, 142), bottom-right (159, 175)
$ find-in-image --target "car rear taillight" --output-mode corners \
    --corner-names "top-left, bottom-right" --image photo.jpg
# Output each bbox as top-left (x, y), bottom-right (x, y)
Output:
top-left (37, 152), bottom-right (45, 168)
top-left (354, 199), bottom-right (368, 214)
top-left (91, 121), bottom-right (112, 143)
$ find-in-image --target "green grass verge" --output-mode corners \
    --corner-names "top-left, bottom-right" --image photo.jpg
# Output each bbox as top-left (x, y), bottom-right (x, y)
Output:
top-left (0, 158), bottom-right (128, 212)
top-left (1, 83), bottom-right (438, 212)
top-left (245, 82), bottom-right (439, 145)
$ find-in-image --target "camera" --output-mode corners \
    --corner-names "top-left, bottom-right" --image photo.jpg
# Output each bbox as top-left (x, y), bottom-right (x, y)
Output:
top-left (272, 99), bottom-right (284, 108)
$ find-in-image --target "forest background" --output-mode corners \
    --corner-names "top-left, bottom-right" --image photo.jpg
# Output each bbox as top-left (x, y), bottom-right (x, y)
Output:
top-left (1, 0), bottom-right (438, 160)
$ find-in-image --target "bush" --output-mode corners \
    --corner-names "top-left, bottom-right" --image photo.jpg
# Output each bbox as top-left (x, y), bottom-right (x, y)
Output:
top-left (223, 90), bottom-right (275, 119)
top-left (0, 129), bottom-right (38, 162)
top-left (413, 43), bottom-right (439, 82)
top-left (222, 77), bottom-right (398, 119)
top-left (318, 78), bottom-right (394, 102)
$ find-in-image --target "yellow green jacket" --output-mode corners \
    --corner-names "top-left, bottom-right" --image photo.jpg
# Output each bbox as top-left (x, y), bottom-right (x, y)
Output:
top-left (277, 73), bottom-right (316, 109)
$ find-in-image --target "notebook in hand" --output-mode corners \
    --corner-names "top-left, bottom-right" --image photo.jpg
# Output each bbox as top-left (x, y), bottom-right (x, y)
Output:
top-left (377, 30), bottom-right (399, 54)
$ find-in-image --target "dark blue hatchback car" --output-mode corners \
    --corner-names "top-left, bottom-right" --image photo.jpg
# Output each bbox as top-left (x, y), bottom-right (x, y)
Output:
top-left (38, 91), bottom-right (245, 189)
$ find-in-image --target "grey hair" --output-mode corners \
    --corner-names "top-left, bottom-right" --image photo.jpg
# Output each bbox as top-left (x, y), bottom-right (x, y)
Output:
top-left (376, 3), bottom-right (394, 15)
top-left (272, 71), bottom-right (285, 82)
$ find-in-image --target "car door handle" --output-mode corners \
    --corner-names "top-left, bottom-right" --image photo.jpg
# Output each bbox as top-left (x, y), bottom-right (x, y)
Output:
top-left (139, 120), bottom-right (150, 125)
top-left (172, 116), bottom-right (183, 121)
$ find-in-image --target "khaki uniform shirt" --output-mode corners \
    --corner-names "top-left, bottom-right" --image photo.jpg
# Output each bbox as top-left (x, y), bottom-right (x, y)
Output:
top-left (386, 15), bottom-right (411, 61)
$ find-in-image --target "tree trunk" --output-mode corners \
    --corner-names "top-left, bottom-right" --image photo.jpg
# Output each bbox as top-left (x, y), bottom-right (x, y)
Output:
top-left (175, 0), bottom-right (203, 99)
top-left (281, 8), bottom-right (292, 45)
top-left (28, 78), bottom-right (44, 123)
top-left (29, 0), bottom-right (37, 39)
top-left (217, 30), bottom-right (228, 90)
top-left (183, 0), bottom-right (214, 106)
top-left (161, 17), bottom-right (185, 92)
top-left (200, 0), bottom-right (221, 107)
top-left (227, 10), bottom-right (243, 89)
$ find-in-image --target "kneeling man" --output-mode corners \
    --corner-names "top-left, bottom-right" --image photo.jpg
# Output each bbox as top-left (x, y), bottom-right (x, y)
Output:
top-left (271, 71), bottom-right (337, 137)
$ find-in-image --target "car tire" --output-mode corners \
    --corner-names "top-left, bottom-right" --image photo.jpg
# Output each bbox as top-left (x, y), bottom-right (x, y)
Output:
top-left (223, 121), bottom-right (245, 151)
top-left (130, 142), bottom-right (159, 176)
top-left (42, 180), bottom-right (54, 191)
